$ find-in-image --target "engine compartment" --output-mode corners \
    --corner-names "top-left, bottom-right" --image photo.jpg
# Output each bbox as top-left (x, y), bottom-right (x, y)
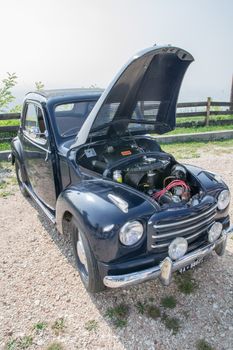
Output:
top-left (76, 137), bottom-right (202, 209)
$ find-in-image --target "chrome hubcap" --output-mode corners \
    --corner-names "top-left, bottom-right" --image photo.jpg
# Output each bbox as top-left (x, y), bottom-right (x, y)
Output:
top-left (18, 167), bottom-right (23, 183)
top-left (76, 235), bottom-right (88, 273)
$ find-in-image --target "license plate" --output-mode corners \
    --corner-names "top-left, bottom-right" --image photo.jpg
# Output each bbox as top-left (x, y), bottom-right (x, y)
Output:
top-left (179, 258), bottom-right (203, 274)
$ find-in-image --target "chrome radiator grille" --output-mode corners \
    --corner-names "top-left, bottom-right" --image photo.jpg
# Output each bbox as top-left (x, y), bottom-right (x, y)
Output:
top-left (149, 204), bottom-right (217, 251)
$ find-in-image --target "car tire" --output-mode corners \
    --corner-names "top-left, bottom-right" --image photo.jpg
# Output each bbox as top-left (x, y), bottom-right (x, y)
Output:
top-left (71, 220), bottom-right (105, 293)
top-left (15, 160), bottom-right (29, 197)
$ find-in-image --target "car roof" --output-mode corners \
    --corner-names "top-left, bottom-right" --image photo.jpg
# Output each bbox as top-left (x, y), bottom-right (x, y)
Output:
top-left (25, 88), bottom-right (104, 103)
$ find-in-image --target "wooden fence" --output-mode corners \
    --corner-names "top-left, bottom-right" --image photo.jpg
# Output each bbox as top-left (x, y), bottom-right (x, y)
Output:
top-left (0, 99), bottom-right (233, 141)
top-left (176, 98), bottom-right (233, 127)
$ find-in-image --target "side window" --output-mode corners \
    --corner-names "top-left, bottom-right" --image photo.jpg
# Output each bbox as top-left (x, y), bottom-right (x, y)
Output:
top-left (24, 103), bottom-right (47, 143)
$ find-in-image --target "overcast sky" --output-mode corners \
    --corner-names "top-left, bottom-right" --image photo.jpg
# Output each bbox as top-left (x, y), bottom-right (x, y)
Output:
top-left (0, 0), bottom-right (232, 104)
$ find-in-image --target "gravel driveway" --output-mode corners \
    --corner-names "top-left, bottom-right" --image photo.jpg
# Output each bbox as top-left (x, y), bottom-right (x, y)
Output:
top-left (0, 153), bottom-right (233, 350)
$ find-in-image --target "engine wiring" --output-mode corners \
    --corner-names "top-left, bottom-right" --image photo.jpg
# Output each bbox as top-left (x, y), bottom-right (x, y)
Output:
top-left (153, 179), bottom-right (190, 201)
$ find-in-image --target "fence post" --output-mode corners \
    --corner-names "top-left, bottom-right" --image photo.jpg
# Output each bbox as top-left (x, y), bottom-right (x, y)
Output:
top-left (205, 97), bottom-right (211, 126)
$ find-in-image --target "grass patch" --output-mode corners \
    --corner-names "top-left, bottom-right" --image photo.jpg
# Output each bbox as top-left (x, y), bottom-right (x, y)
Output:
top-left (17, 336), bottom-right (33, 349)
top-left (5, 336), bottom-right (33, 350)
top-left (0, 141), bottom-right (11, 151)
top-left (114, 319), bottom-right (127, 328)
top-left (175, 270), bottom-right (198, 294)
top-left (51, 318), bottom-right (65, 335)
top-left (0, 119), bottom-right (20, 127)
top-left (161, 141), bottom-right (202, 159)
top-left (196, 339), bottom-right (215, 350)
top-left (167, 124), bottom-right (233, 135)
top-left (162, 314), bottom-right (180, 335)
top-left (106, 303), bottom-right (129, 319)
top-left (161, 139), bottom-right (233, 159)
top-left (136, 301), bottom-right (146, 315)
top-left (0, 162), bottom-right (16, 197)
top-left (33, 321), bottom-right (47, 333)
top-left (0, 190), bottom-right (13, 198)
top-left (176, 114), bottom-right (233, 124)
top-left (136, 300), bottom-right (180, 334)
top-left (46, 343), bottom-right (64, 350)
top-left (0, 180), bottom-right (7, 189)
top-left (105, 303), bottom-right (129, 328)
top-left (5, 339), bottom-right (17, 350)
top-left (146, 305), bottom-right (161, 320)
top-left (85, 320), bottom-right (98, 332)
top-left (161, 295), bottom-right (177, 309)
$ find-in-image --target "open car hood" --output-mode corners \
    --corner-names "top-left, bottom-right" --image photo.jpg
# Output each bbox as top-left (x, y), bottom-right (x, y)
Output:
top-left (72, 45), bottom-right (194, 147)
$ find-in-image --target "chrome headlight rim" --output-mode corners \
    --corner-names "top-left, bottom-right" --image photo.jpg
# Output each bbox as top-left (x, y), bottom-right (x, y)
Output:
top-left (217, 189), bottom-right (230, 211)
top-left (168, 237), bottom-right (188, 261)
top-left (208, 222), bottom-right (223, 243)
top-left (119, 220), bottom-right (144, 246)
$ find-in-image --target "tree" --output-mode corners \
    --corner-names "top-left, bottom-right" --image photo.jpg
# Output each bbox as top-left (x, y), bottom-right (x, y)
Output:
top-left (0, 72), bottom-right (17, 112)
top-left (35, 81), bottom-right (44, 91)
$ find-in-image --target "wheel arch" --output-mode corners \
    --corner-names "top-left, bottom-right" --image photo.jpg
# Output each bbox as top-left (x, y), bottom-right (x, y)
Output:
top-left (56, 190), bottom-right (87, 236)
top-left (61, 210), bottom-right (74, 237)
top-left (55, 180), bottom-right (156, 263)
top-left (11, 137), bottom-right (23, 163)
top-left (11, 137), bottom-right (28, 182)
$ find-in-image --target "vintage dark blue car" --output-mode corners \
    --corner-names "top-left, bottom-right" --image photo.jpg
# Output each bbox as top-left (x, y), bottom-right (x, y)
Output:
top-left (11, 45), bottom-right (232, 292)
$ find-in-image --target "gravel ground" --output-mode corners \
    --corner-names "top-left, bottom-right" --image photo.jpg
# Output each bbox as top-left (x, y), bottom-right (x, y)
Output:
top-left (0, 153), bottom-right (233, 350)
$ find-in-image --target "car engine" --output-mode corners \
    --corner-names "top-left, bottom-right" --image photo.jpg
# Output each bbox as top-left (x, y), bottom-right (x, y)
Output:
top-left (77, 137), bottom-right (201, 208)
top-left (110, 158), bottom-right (194, 207)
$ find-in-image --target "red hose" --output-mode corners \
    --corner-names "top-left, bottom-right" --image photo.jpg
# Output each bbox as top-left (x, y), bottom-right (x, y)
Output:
top-left (153, 180), bottom-right (190, 200)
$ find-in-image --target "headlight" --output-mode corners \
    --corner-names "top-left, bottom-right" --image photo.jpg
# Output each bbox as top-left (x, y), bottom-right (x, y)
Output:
top-left (168, 237), bottom-right (188, 260)
top-left (217, 190), bottom-right (230, 210)
top-left (119, 221), bottom-right (144, 246)
top-left (208, 222), bottom-right (223, 243)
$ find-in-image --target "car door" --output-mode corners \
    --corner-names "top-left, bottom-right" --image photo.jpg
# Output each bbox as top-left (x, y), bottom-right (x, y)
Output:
top-left (21, 101), bottom-right (57, 209)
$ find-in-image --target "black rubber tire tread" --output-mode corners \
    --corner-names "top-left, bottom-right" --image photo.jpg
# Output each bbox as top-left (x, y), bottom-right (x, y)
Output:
top-left (71, 219), bottom-right (105, 293)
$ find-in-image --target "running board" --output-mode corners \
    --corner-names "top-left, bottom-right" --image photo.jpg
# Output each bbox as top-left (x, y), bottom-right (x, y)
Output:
top-left (24, 184), bottom-right (56, 224)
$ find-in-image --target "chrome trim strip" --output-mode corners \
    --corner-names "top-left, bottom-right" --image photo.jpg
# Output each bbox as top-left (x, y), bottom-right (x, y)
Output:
top-left (151, 242), bottom-right (170, 248)
top-left (108, 194), bottom-right (128, 213)
top-left (103, 233), bottom-right (227, 288)
top-left (151, 226), bottom-right (209, 248)
top-left (152, 214), bottom-right (215, 239)
top-left (153, 204), bottom-right (217, 229)
top-left (24, 184), bottom-right (55, 224)
top-left (23, 132), bottom-right (50, 152)
top-left (186, 227), bottom-right (208, 241)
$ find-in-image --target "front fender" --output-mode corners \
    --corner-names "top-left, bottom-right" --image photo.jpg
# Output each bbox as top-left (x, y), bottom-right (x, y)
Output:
top-left (185, 164), bottom-right (228, 193)
top-left (11, 136), bottom-right (23, 164)
top-left (11, 136), bottom-right (28, 182)
top-left (185, 164), bottom-right (230, 217)
top-left (56, 179), bottom-right (156, 262)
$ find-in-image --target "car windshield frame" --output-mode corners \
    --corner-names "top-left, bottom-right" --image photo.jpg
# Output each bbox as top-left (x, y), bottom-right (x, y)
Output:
top-left (53, 99), bottom-right (97, 139)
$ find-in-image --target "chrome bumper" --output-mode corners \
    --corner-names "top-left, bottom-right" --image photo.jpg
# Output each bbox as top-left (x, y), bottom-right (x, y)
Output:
top-left (103, 227), bottom-right (233, 288)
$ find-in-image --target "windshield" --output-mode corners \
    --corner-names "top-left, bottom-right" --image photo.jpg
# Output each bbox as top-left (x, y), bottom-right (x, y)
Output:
top-left (54, 100), bottom-right (96, 137)
top-left (90, 99), bottom-right (170, 137)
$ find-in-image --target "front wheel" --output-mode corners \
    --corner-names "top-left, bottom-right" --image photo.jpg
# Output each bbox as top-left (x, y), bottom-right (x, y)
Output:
top-left (15, 160), bottom-right (29, 197)
top-left (71, 220), bottom-right (105, 293)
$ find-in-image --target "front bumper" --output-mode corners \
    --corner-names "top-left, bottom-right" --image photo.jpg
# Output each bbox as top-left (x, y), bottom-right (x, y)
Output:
top-left (103, 226), bottom-right (233, 288)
